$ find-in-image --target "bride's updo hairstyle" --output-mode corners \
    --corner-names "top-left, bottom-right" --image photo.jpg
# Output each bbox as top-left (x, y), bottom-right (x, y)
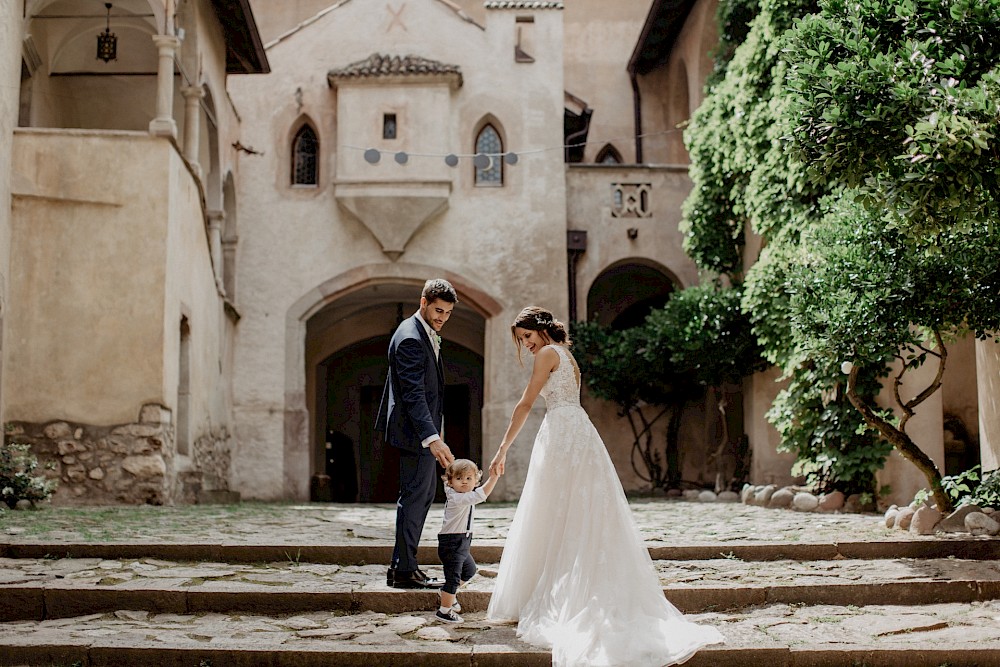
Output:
top-left (511, 306), bottom-right (571, 364)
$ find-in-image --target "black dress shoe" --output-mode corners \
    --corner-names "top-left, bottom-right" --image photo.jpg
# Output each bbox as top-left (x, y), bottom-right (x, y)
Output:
top-left (391, 569), bottom-right (443, 589)
top-left (414, 569), bottom-right (442, 586)
top-left (386, 567), bottom-right (395, 586)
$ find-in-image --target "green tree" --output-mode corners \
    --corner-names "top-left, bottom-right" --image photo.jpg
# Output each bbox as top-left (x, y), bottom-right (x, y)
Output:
top-left (784, 0), bottom-right (1000, 511)
top-left (644, 283), bottom-right (767, 491)
top-left (682, 0), bottom-right (888, 495)
top-left (572, 321), bottom-right (688, 489)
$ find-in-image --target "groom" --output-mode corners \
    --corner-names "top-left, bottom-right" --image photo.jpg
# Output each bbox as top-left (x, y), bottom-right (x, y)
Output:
top-left (376, 278), bottom-right (457, 589)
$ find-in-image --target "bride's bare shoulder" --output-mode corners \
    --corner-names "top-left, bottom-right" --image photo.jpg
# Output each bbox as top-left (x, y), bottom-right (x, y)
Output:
top-left (535, 345), bottom-right (561, 370)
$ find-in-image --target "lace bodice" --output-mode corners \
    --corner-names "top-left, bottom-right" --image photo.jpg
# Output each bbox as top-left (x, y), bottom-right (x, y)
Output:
top-left (539, 345), bottom-right (581, 411)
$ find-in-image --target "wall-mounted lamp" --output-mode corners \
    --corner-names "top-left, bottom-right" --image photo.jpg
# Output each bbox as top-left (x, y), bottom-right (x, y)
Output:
top-left (96, 3), bottom-right (117, 63)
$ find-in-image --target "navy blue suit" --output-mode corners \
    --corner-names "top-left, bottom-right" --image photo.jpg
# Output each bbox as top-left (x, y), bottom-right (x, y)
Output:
top-left (375, 314), bottom-right (444, 572)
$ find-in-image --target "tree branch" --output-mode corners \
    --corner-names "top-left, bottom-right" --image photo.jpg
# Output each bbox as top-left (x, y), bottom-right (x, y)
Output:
top-left (846, 365), bottom-right (952, 512)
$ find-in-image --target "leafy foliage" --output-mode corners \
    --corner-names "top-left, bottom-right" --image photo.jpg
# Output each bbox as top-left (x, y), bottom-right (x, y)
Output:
top-left (0, 442), bottom-right (57, 509)
top-left (787, 0), bottom-right (1000, 238)
top-left (643, 283), bottom-right (766, 388)
top-left (572, 320), bottom-right (687, 488)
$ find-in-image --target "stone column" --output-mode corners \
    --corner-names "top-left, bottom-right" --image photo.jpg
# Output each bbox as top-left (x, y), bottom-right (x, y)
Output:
top-left (181, 85), bottom-right (204, 178)
top-left (977, 340), bottom-right (1000, 471)
top-left (149, 34), bottom-right (181, 138)
top-left (207, 210), bottom-right (224, 290)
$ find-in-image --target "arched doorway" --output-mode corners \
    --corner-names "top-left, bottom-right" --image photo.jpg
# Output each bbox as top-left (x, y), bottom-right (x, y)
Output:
top-left (304, 282), bottom-right (486, 502)
top-left (586, 260), bottom-right (678, 329)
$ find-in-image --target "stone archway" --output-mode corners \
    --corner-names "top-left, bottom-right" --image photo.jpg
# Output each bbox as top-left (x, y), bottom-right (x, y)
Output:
top-left (585, 259), bottom-right (679, 329)
top-left (284, 263), bottom-right (502, 500)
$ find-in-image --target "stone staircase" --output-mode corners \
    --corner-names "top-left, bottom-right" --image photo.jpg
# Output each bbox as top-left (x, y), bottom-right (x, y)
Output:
top-left (3, 539), bottom-right (1000, 666)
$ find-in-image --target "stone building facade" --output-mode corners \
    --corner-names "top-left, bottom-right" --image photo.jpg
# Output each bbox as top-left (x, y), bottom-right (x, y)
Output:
top-left (1, 0), bottom-right (997, 506)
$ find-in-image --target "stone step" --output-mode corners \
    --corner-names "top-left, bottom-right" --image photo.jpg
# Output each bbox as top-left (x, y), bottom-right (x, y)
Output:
top-left (3, 559), bottom-right (1000, 620)
top-left (3, 537), bottom-right (998, 564)
top-left (2, 602), bottom-right (1000, 667)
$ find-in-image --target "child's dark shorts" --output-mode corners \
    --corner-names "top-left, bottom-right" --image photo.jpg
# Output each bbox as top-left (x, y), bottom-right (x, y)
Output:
top-left (437, 533), bottom-right (477, 595)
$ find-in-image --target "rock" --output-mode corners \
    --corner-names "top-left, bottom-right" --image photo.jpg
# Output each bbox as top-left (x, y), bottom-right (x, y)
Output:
top-left (843, 493), bottom-right (874, 513)
top-left (792, 492), bottom-right (820, 511)
top-left (768, 488), bottom-right (794, 509)
top-left (965, 512), bottom-right (1000, 536)
top-left (984, 507), bottom-right (996, 515)
top-left (754, 484), bottom-right (778, 507)
top-left (937, 505), bottom-right (983, 533)
top-left (5, 526), bottom-right (26, 535)
top-left (818, 491), bottom-right (846, 511)
top-left (140, 404), bottom-right (172, 425)
top-left (894, 507), bottom-right (916, 530)
top-left (122, 455), bottom-right (166, 478)
top-left (65, 464), bottom-right (87, 482)
top-left (910, 505), bottom-right (943, 535)
top-left (44, 422), bottom-right (73, 440)
top-left (74, 428), bottom-right (83, 440)
top-left (15, 499), bottom-right (32, 510)
top-left (114, 610), bottom-right (149, 622)
top-left (57, 440), bottom-right (86, 456)
top-left (718, 490), bottom-right (740, 503)
top-left (88, 468), bottom-right (105, 480)
top-left (740, 484), bottom-right (755, 504)
top-left (666, 488), bottom-right (682, 498)
top-left (884, 508), bottom-right (900, 528)
top-left (682, 489), bottom-right (701, 501)
top-left (697, 490), bottom-right (717, 502)
top-left (415, 626), bottom-right (458, 641)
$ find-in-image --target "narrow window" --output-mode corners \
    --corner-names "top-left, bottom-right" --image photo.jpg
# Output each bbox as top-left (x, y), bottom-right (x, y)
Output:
top-left (383, 113), bottom-right (397, 139)
top-left (291, 125), bottom-right (318, 186)
top-left (177, 317), bottom-right (191, 456)
top-left (596, 144), bottom-right (623, 164)
top-left (474, 124), bottom-right (503, 186)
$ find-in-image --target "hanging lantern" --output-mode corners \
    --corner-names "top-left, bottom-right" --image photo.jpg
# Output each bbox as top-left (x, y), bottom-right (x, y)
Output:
top-left (96, 3), bottom-right (117, 63)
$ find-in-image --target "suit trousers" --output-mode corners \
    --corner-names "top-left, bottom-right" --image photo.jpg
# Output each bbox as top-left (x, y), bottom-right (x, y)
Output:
top-left (392, 447), bottom-right (438, 572)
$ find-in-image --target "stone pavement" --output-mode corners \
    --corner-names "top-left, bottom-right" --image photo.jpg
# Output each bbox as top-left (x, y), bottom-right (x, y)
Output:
top-left (2, 499), bottom-right (1000, 666)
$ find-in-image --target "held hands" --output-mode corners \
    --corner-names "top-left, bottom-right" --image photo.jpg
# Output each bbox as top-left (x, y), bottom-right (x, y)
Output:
top-left (489, 449), bottom-right (507, 477)
top-left (429, 439), bottom-right (455, 468)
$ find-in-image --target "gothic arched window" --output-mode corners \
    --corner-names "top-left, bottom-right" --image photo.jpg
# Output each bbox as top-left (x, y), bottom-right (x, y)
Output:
top-left (291, 125), bottom-right (318, 186)
top-left (474, 123), bottom-right (503, 186)
top-left (596, 144), bottom-right (623, 164)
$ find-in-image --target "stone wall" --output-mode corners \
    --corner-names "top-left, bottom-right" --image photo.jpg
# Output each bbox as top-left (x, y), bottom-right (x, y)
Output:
top-left (176, 429), bottom-right (236, 504)
top-left (6, 404), bottom-right (233, 506)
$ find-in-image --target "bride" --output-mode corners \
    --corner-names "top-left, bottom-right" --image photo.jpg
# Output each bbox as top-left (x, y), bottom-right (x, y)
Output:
top-left (487, 306), bottom-right (724, 667)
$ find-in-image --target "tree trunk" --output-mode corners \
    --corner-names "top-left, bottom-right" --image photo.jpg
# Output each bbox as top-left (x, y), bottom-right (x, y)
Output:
top-left (845, 366), bottom-right (953, 513)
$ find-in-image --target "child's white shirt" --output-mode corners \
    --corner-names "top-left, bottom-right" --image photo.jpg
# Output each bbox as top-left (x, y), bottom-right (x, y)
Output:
top-left (439, 485), bottom-right (488, 535)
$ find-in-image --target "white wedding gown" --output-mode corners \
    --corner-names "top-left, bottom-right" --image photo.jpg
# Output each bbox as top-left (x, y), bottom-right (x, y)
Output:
top-left (487, 344), bottom-right (724, 667)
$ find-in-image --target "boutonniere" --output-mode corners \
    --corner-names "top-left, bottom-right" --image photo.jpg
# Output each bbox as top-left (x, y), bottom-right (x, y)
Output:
top-left (434, 333), bottom-right (442, 347)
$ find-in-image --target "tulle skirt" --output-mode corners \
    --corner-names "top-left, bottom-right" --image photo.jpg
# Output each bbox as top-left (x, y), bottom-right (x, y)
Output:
top-left (487, 405), bottom-right (725, 667)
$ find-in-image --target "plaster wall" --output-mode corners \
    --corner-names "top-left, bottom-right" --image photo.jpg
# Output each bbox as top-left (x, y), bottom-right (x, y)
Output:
top-left (941, 334), bottom-right (980, 451)
top-left (0, 0), bottom-right (20, 425)
top-left (744, 366), bottom-right (795, 486)
top-left (978, 340), bottom-right (1000, 472)
top-left (567, 165), bottom-right (700, 294)
top-left (563, 0), bottom-right (652, 164)
top-left (638, 0), bottom-right (718, 164)
top-left (876, 357), bottom-right (946, 507)
top-left (228, 1), bottom-right (566, 500)
top-left (7, 130), bottom-right (229, 445)
top-left (8, 130), bottom-right (170, 425)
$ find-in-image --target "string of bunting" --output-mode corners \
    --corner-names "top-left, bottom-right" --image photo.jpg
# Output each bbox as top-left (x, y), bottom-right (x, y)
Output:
top-left (343, 128), bottom-right (682, 167)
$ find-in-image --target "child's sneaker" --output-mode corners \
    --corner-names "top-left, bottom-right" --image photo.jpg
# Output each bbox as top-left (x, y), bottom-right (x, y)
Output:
top-left (435, 608), bottom-right (463, 624)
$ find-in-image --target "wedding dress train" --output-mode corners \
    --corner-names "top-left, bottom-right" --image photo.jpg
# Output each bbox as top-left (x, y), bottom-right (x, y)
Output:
top-left (487, 345), bottom-right (724, 666)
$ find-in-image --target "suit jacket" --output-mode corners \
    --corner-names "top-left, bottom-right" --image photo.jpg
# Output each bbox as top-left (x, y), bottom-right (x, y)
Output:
top-left (375, 314), bottom-right (445, 453)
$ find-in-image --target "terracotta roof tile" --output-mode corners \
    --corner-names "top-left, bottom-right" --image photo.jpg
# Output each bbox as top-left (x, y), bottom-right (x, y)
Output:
top-left (328, 53), bottom-right (462, 81)
top-left (484, 1), bottom-right (564, 9)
